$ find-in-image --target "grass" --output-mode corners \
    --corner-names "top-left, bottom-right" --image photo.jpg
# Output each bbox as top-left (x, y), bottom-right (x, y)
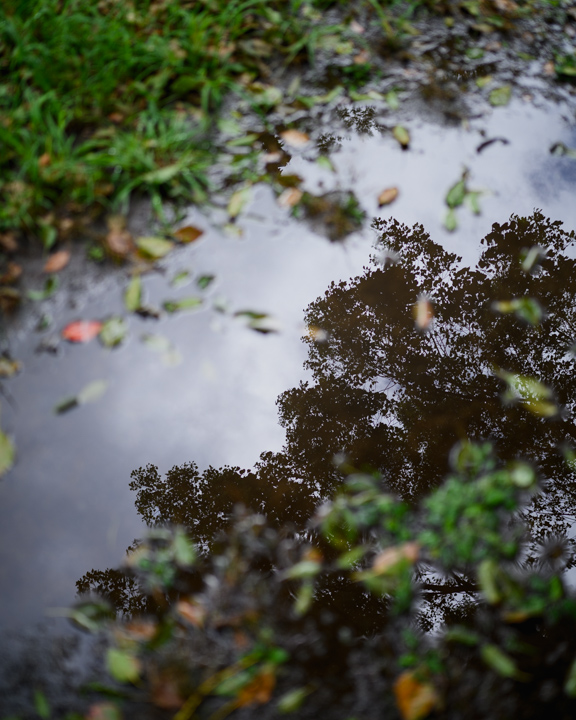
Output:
top-left (0, 0), bottom-right (571, 249)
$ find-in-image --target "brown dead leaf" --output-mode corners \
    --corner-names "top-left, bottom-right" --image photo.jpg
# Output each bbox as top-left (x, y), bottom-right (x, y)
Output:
top-left (543, 60), bottom-right (555, 76)
top-left (414, 297), bottom-right (434, 330)
top-left (280, 129), bottom-right (310, 148)
top-left (0, 232), bottom-right (18, 253)
top-left (177, 599), bottom-right (206, 627)
top-left (108, 112), bottom-right (124, 123)
top-left (237, 671), bottom-right (276, 707)
top-left (105, 216), bottom-right (134, 259)
top-left (44, 249), bottom-right (70, 273)
top-left (350, 20), bottom-right (365, 34)
top-left (378, 187), bottom-right (399, 207)
top-left (394, 671), bottom-right (439, 720)
top-left (0, 357), bottom-right (21, 377)
top-left (0, 286), bottom-right (21, 313)
top-left (277, 188), bottom-right (303, 208)
top-left (122, 619), bottom-right (157, 641)
top-left (150, 672), bottom-right (186, 709)
top-left (173, 225), bottom-right (204, 244)
top-left (354, 49), bottom-right (370, 64)
top-left (38, 153), bottom-right (51, 168)
top-left (0, 262), bottom-right (22, 284)
top-left (373, 542), bottom-right (420, 574)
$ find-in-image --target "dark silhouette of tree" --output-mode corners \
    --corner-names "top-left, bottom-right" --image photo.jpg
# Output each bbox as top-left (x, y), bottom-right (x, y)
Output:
top-left (78, 211), bottom-right (576, 609)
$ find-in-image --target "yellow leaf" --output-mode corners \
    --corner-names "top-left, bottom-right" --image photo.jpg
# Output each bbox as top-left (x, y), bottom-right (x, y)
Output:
top-left (378, 187), bottom-right (399, 207)
top-left (173, 225), bottom-right (204, 244)
top-left (394, 671), bottom-right (439, 720)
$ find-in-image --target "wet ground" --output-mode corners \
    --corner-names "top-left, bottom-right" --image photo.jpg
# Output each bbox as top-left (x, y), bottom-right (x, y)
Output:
top-left (2, 13), bottom-right (576, 718)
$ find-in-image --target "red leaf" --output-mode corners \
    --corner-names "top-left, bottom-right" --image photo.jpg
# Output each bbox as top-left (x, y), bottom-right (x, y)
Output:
top-left (62, 320), bottom-right (103, 343)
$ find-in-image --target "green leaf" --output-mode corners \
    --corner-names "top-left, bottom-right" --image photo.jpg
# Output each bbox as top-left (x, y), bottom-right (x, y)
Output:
top-left (162, 297), bottom-right (202, 313)
top-left (196, 274), bottom-right (215, 290)
top-left (124, 276), bottom-right (142, 312)
top-left (77, 380), bottom-right (108, 405)
top-left (172, 529), bottom-right (196, 566)
top-left (0, 428), bottom-right (15, 476)
top-left (27, 276), bottom-right (59, 301)
top-left (489, 85), bottom-right (512, 107)
top-left (565, 657), bottom-right (576, 697)
top-left (136, 236), bottom-right (174, 260)
top-left (477, 559), bottom-right (502, 604)
top-left (284, 560), bottom-right (322, 580)
top-left (228, 186), bottom-right (252, 219)
top-left (277, 687), bottom-right (311, 713)
top-left (34, 689), bottom-right (50, 719)
top-left (385, 90), bottom-right (400, 110)
top-left (106, 648), bottom-right (141, 684)
top-left (99, 317), bottom-right (128, 347)
top-left (492, 298), bottom-right (544, 325)
top-left (466, 191), bottom-right (481, 215)
top-left (392, 125), bottom-right (410, 149)
top-left (481, 644), bottom-right (524, 679)
top-left (316, 155), bottom-right (335, 172)
top-left (466, 47), bottom-right (484, 59)
top-left (550, 142), bottom-right (576, 159)
top-left (444, 208), bottom-right (458, 232)
top-left (171, 271), bottom-right (191, 288)
top-left (445, 178), bottom-right (467, 209)
top-left (141, 334), bottom-right (182, 366)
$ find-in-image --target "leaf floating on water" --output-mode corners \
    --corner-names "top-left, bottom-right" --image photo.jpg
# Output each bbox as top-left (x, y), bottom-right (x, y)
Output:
top-left (172, 225), bottom-right (204, 244)
top-left (141, 334), bottom-right (182, 366)
top-left (378, 187), bottom-right (399, 207)
top-left (394, 671), bottom-right (439, 720)
top-left (135, 236), bottom-right (174, 260)
top-left (550, 142), bottom-right (576, 159)
top-left (197, 274), bottom-right (215, 290)
top-left (316, 155), bottom-right (335, 172)
top-left (280, 129), bottom-right (311, 148)
top-left (386, 89), bottom-right (400, 110)
top-left (495, 368), bottom-right (558, 417)
top-left (27, 275), bottom-right (59, 301)
top-left (62, 320), bottom-right (103, 343)
top-left (43, 249), bottom-right (70, 273)
top-left (171, 271), bottom-right (191, 288)
top-left (414, 297), bottom-right (434, 330)
top-left (55, 379), bottom-right (108, 414)
top-left (105, 215), bottom-right (134, 259)
top-left (228, 186), bottom-right (252, 219)
top-left (445, 176), bottom-right (467, 208)
top-left (481, 644), bottom-right (527, 680)
top-left (277, 188), bottom-right (303, 208)
top-left (489, 85), bottom-right (512, 107)
top-left (162, 297), bottom-right (202, 313)
top-left (492, 297), bottom-right (544, 325)
top-left (234, 310), bottom-right (282, 334)
top-left (0, 356), bottom-right (21, 377)
top-left (393, 125), bottom-right (410, 149)
top-left (34, 690), bottom-right (51, 720)
top-left (124, 275), bottom-right (142, 312)
top-left (0, 428), bottom-right (15, 477)
top-left (99, 317), bottom-right (128, 347)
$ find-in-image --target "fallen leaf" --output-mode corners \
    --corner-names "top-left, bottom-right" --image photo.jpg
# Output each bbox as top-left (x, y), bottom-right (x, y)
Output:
top-left (124, 276), bottom-right (142, 312)
top-left (141, 334), bottom-right (182, 366)
top-left (106, 648), bottom-right (141, 684)
top-left (234, 310), bottom-right (282, 334)
top-left (105, 216), bottom-right (134, 259)
top-left (444, 208), bottom-right (458, 232)
top-left (150, 673), bottom-right (186, 709)
top-left (0, 357), bottom-right (21, 377)
top-left (373, 542), bottom-right (420, 573)
top-left (350, 19), bottom-right (365, 33)
top-left (280, 129), bottom-right (310, 148)
top-left (354, 49), bottom-right (370, 64)
top-left (86, 702), bottom-right (122, 720)
top-left (38, 153), bottom-right (51, 168)
top-left (136, 236), bottom-right (174, 260)
top-left (62, 320), bottom-right (103, 343)
top-left (237, 671), bottom-right (276, 707)
top-left (162, 297), bottom-right (202, 313)
top-left (0, 262), bottom-right (22, 284)
top-left (197, 274), bottom-right (215, 290)
top-left (54, 380), bottom-right (108, 414)
top-left (278, 188), bottom-right (303, 208)
top-left (43, 249), bottom-right (70, 273)
top-left (0, 429), bottom-right (15, 477)
top-left (27, 276), bottom-right (59, 301)
top-left (0, 232), bottom-right (18, 253)
top-left (393, 126), bottom-right (410, 149)
top-left (228, 187), bottom-right (252, 219)
top-left (99, 317), bottom-right (128, 347)
top-left (394, 671), bottom-right (439, 720)
top-left (172, 271), bottom-right (191, 287)
top-left (173, 225), bottom-right (204, 244)
top-left (413, 298), bottom-right (434, 330)
top-left (378, 187), bottom-right (399, 206)
top-left (489, 85), bottom-right (512, 107)
top-left (177, 599), bottom-right (206, 627)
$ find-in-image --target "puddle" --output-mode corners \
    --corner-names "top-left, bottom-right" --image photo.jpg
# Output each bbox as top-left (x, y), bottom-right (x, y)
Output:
top-left (1, 90), bottom-right (576, 713)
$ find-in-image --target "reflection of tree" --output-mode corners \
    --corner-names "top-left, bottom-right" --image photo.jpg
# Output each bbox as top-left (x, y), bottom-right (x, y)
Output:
top-left (79, 211), bottom-right (576, 608)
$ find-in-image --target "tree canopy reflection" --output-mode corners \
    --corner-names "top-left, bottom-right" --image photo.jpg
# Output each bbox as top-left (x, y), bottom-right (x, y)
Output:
top-left (79, 211), bottom-right (576, 608)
